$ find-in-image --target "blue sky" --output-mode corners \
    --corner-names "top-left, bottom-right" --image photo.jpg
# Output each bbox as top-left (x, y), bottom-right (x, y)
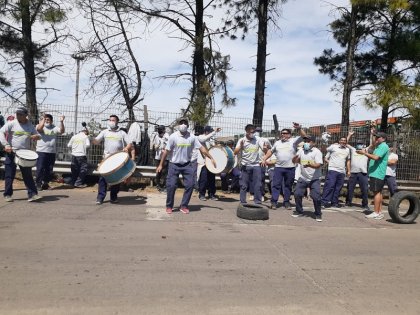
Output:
top-left (43, 0), bottom-right (383, 125)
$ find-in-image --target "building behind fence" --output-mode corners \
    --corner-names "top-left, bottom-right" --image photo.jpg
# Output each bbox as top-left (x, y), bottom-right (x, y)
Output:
top-left (0, 100), bottom-right (419, 182)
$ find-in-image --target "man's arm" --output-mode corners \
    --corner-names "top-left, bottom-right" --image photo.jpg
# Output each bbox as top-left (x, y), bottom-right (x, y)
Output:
top-left (261, 149), bottom-right (273, 166)
top-left (233, 139), bottom-right (244, 155)
top-left (199, 145), bottom-right (216, 167)
top-left (156, 150), bottom-right (169, 173)
top-left (36, 115), bottom-right (45, 133)
top-left (58, 116), bottom-right (65, 134)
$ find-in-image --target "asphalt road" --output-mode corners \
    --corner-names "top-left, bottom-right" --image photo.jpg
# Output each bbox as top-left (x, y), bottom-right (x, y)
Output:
top-left (0, 185), bottom-right (419, 315)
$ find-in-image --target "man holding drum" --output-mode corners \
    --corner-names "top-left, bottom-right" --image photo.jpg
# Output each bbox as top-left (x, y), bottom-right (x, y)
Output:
top-left (197, 125), bottom-right (221, 201)
top-left (92, 115), bottom-right (132, 205)
top-left (156, 118), bottom-right (216, 214)
top-left (35, 113), bottom-right (65, 190)
top-left (0, 107), bottom-right (42, 202)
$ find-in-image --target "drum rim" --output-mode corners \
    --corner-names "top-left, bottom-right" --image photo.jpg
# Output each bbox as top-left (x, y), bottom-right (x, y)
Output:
top-left (15, 149), bottom-right (38, 160)
top-left (97, 151), bottom-right (131, 176)
top-left (106, 161), bottom-right (136, 186)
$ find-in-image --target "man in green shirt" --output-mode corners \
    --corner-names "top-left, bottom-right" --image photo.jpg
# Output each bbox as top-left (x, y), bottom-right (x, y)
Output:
top-left (356, 130), bottom-right (389, 220)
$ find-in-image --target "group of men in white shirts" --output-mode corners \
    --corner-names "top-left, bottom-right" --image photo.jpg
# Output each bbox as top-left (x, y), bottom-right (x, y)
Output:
top-left (1, 108), bottom-right (399, 222)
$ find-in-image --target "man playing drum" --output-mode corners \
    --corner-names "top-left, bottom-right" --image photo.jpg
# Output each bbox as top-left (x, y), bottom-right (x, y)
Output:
top-left (35, 113), bottom-right (65, 190)
top-left (156, 118), bottom-right (216, 214)
top-left (197, 125), bottom-right (221, 201)
top-left (0, 107), bottom-right (42, 202)
top-left (234, 124), bottom-right (269, 205)
top-left (92, 115), bottom-right (132, 205)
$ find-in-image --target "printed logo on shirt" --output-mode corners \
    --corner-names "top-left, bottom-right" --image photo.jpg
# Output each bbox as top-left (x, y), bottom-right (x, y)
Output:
top-left (105, 135), bottom-right (122, 141)
top-left (13, 131), bottom-right (31, 136)
top-left (177, 143), bottom-right (191, 147)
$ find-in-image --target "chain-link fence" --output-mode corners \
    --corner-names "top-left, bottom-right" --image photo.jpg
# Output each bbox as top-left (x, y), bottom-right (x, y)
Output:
top-left (0, 100), bottom-right (419, 181)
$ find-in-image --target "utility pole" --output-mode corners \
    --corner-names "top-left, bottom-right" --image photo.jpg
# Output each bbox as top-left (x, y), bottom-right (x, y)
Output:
top-left (71, 53), bottom-right (85, 133)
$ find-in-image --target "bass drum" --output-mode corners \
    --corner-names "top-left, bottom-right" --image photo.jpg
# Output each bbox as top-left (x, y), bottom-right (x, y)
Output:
top-left (97, 152), bottom-right (136, 185)
top-left (15, 149), bottom-right (38, 168)
top-left (205, 146), bottom-right (235, 174)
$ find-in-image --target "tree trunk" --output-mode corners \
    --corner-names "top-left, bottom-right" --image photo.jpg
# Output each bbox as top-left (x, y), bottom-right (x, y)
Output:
top-left (341, 5), bottom-right (358, 133)
top-left (253, 0), bottom-right (269, 127)
top-left (21, 0), bottom-right (38, 122)
top-left (191, 0), bottom-right (208, 125)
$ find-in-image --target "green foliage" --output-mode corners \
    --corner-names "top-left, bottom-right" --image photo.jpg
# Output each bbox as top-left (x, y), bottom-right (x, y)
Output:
top-left (315, 0), bottom-right (420, 125)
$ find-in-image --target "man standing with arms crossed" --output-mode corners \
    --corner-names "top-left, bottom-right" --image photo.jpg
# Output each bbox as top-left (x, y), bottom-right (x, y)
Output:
top-left (357, 130), bottom-right (389, 220)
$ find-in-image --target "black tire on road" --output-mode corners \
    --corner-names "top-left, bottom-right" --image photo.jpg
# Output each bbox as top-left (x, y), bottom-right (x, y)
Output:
top-left (237, 203), bottom-right (269, 221)
top-left (388, 191), bottom-right (420, 224)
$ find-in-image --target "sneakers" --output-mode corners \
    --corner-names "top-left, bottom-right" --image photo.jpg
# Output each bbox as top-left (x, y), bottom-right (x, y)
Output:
top-left (291, 211), bottom-right (304, 218)
top-left (284, 202), bottom-right (292, 210)
top-left (110, 199), bottom-right (119, 204)
top-left (331, 204), bottom-right (342, 209)
top-left (96, 199), bottom-right (103, 205)
top-left (75, 184), bottom-right (87, 188)
top-left (365, 212), bottom-right (384, 220)
top-left (362, 206), bottom-right (371, 212)
top-left (4, 195), bottom-right (13, 202)
top-left (28, 195), bottom-right (42, 202)
top-left (315, 215), bottom-right (323, 222)
top-left (261, 195), bottom-right (265, 202)
top-left (209, 195), bottom-right (219, 201)
top-left (166, 207), bottom-right (173, 214)
top-left (269, 203), bottom-right (277, 209)
top-left (180, 207), bottom-right (189, 214)
top-left (321, 203), bottom-right (331, 209)
top-left (345, 203), bottom-right (352, 207)
top-left (199, 195), bottom-right (207, 201)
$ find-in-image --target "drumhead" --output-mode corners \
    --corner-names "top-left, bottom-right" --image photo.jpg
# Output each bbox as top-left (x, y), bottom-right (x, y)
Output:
top-left (98, 152), bottom-right (129, 173)
top-left (15, 149), bottom-right (38, 160)
top-left (206, 146), bottom-right (228, 174)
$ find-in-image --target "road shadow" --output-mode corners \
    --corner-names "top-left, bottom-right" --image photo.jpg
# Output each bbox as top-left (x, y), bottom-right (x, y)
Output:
top-left (107, 195), bottom-right (147, 206)
top-left (36, 194), bottom-right (70, 202)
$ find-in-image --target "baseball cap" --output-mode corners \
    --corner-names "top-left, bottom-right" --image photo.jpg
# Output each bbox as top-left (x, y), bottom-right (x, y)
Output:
top-left (373, 130), bottom-right (387, 139)
top-left (255, 127), bottom-right (262, 132)
top-left (15, 107), bottom-right (28, 115)
top-left (204, 126), bottom-right (214, 133)
top-left (303, 135), bottom-right (316, 142)
top-left (178, 118), bottom-right (188, 125)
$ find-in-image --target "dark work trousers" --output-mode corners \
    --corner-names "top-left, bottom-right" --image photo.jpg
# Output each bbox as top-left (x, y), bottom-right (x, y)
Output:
top-left (191, 160), bottom-right (198, 190)
top-left (260, 166), bottom-right (267, 196)
top-left (155, 159), bottom-right (168, 188)
top-left (221, 168), bottom-right (240, 192)
top-left (346, 172), bottom-right (369, 207)
top-left (240, 165), bottom-right (262, 204)
top-left (385, 175), bottom-right (398, 197)
top-left (166, 162), bottom-right (195, 209)
top-left (294, 178), bottom-right (322, 216)
top-left (71, 155), bottom-right (89, 186)
top-left (4, 152), bottom-right (38, 198)
top-left (322, 170), bottom-right (345, 206)
top-left (35, 152), bottom-right (56, 186)
top-left (271, 167), bottom-right (296, 206)
top-left (198, 165), bottom-right (216, 197)
top-left (97, 176), bottom-right (120, 202)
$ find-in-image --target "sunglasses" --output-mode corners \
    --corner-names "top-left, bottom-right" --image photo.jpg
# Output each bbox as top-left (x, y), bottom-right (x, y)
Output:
top-left (281, 132), bottom-right (290, 135)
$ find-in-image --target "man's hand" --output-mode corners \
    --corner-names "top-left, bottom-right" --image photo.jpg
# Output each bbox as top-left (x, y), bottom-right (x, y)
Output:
top-left (293, 122), bottom-right (301, 129)
top-left (156, 165), bottom-right (162, 173)
top-left (348, 130), bottom-right (355, 137)
top-left (303, 161), bottom-right (312, 168)
top-left (30, 134), bottom-right (39, 141)
top-left (210, 157), bottom-right (217, 168)
top-left (356, 150), bottom-right (365, 155)
top-left (215, 127), bottom-right (222, 132)
top-left (59, 115), bottom-right (65, 122)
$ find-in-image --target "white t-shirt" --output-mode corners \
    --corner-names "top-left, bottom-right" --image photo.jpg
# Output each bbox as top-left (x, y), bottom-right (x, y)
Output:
top-left (386, 152), bottom-right (398, 177)
top-left (0, 120), bottom-right (38, 150)
top-left (349, 146), bottom-right (369, 174)
top-left (95, 128), bottom-right (130, 158)
top-left (152, 133), bottom-right (169, 160)
top-left (296, 147), bottom-right (323, 182)
top-left (36, 124), bottom-right (62, 153)
top-left (325, 144), bottom-right (350, 174)
top-left (235, 136), bottom-right (265, 167)
top-left (271, 136), bottom-right (302, 168)
top-left (68, 132), bottom-right (90, 157)
top-left (166, 131), bottom-right (201, 164)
